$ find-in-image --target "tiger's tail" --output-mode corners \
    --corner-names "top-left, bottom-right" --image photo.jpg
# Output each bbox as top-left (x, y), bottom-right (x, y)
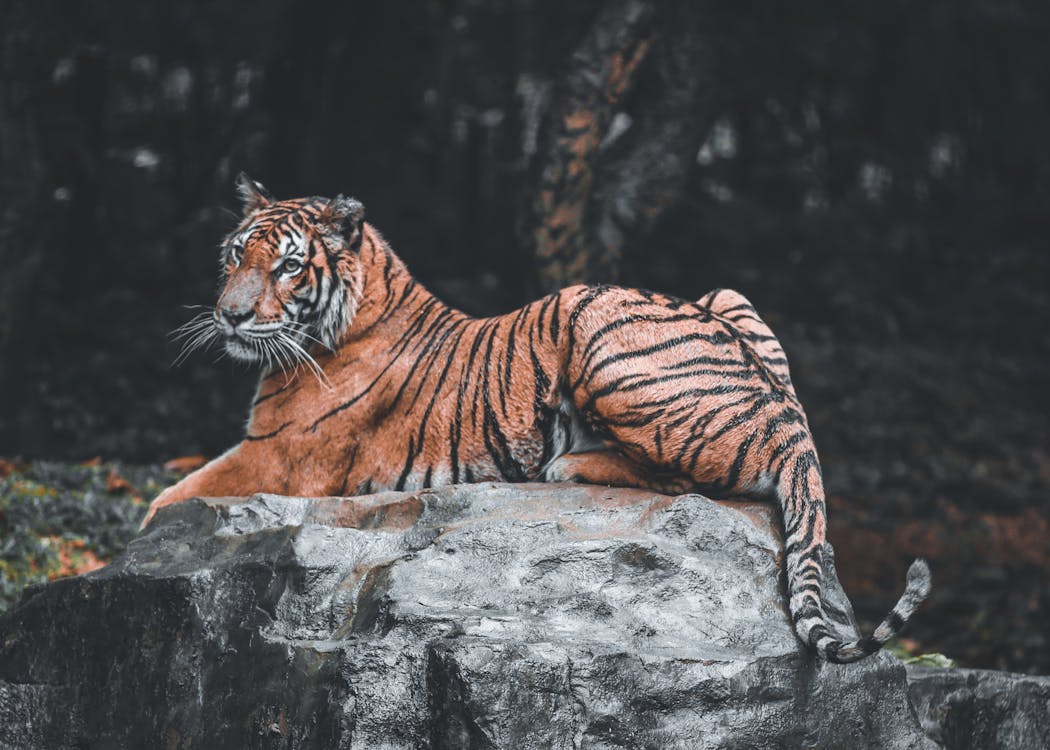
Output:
top-left (776, 448), bottom-right (932, 663)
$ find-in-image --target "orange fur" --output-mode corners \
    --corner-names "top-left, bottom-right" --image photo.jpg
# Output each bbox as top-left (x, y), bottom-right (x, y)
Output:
top-left (147, 182), bottom-right (929, 662)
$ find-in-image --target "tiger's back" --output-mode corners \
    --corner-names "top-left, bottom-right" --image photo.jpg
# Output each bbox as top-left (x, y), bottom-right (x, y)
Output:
top-left (244, 280), bottom-right (791, 501)
top-left (150, 178), bottom-right (930, 664)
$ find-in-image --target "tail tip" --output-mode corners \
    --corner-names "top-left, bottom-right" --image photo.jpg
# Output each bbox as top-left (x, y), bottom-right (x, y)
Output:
top-left (816, 559), bottom-right (931, 664)
top-left (906, 558), bottom-right (932, 601)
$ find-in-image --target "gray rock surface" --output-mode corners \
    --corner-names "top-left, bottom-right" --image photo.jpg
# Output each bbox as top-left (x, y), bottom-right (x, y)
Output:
top-left (906, 666), bottom-right (1050, 750)
top-left (0, 483), bottom-right (938, 748)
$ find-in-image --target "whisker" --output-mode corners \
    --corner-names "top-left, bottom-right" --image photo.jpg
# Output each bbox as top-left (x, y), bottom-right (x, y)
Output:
top-left (257, 337), bottom-right (273, 371)
top-left (284, 321), bottom-right (328, 350)
top-left (271, 339), bottom-right (295, 386)
top-left (271, 335), bottom-right (300, 386)
top-left (186, 330), bottom-right (217, 360)
top-left (280, 331), bottom-right (331, 389)
top-left (169, 311), bottom-right (215, 340)
top-left (257, 338), bottom-right (268, 369)
top-left (266, 337), bottom-right (289, 378)
top-left (174, 328), bottom-right (212, 358)
top-left (261, 337), bottom-right (274, 372)
top-left (170, 322), bottom-right (214, 342)
top-left (173, 309), bottom-right (213, 323)
top-left (171, 327), bottom-right (218, 367)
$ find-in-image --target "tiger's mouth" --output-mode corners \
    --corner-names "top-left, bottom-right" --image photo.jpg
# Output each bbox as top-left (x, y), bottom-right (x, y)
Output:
top-left (217, 322), bottom-right (327, 381)
top-left (221, 325), bottom-right (291, 363)
top-left (217, 318), bottom-right (281, 363)
top-left (173, 310), bottom-right (325, 383)
top-left (223, 334), bottom-right (265, 362)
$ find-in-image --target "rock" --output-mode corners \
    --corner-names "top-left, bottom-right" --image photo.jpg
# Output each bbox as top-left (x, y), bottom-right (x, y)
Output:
top-left (906, 666), bottom-right (1050, 750)
top-left (0, 483), bottom-right (934, 748)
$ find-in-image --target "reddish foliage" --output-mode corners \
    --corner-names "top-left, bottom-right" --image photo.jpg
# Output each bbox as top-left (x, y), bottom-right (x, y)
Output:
top-left (0, 458), bottom-right (24, 478)
top-left (45, 537), bottom-right (107, 580)
top-left (163, 455), bottom-right (208, 474)
top-left (105, 469), bottom-right (134, 494)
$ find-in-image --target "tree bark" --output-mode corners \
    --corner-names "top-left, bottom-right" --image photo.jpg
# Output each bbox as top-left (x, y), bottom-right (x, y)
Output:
top-left (521, 0), bottom-right (716, 291)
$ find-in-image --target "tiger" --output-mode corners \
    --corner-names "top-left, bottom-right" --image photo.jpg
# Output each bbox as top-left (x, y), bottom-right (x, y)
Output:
top-left (146, 174), bottom-right (931, 664)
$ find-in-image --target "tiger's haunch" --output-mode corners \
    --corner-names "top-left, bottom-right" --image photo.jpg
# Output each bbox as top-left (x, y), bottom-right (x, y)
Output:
top-left (148, 177), bottom-right (931, 663)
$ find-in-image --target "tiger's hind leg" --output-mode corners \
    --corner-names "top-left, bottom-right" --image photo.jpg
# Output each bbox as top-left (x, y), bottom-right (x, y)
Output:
top-left (543, 449), bottom-right (694, 495)
top-left (566, 286), bottom-right (807, 499)
top-left (565, 285), bottom-right (930, 662)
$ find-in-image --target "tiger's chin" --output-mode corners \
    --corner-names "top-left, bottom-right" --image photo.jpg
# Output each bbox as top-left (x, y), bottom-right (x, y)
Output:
top-left (224, 337), bottom-right (265, 363)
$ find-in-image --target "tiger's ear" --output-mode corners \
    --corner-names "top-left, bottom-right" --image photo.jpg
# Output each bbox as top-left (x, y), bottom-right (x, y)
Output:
top-left (318, 194), bottom-right (366, 252)
top-left (235, 173), bottom-right (274, 216)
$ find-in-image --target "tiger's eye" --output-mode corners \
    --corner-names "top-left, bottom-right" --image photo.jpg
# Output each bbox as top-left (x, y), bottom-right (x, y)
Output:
top-left (282, 258), bottom-right (303, 275)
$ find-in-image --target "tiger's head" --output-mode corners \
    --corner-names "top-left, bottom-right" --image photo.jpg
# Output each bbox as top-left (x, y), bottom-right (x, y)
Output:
top-left (207, 175), bottom-right (366, 366)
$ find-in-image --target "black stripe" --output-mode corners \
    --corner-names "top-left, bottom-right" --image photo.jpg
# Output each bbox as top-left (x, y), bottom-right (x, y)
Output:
top-left (253, 381), bottom-right (294, 406)
top-left (724, 431), bottom-right (757, 491)
top-left (395, 434), bottom-right (420, 491)
top-left (885, 611), bottom-right (905, 633)
top-left (337, 443), bottom-right (360, 495)
top-left (245, 421), bottom-right (292, 441)
top-left (549, 292), bottom-right (561, 343)
top-left (566, 285), bottom-right (613, 355)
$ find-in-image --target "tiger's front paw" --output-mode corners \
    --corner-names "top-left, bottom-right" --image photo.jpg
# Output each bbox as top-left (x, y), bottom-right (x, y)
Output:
top-left (140, 486), bottom-right (182, 530)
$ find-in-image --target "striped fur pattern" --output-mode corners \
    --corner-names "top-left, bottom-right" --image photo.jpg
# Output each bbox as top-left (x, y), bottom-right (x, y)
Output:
top-left (150, 177), bottom-right (931, 663)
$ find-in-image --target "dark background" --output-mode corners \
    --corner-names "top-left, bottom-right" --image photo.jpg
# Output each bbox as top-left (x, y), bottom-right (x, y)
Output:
top-left (1, 0), bottom-right (1048, 672)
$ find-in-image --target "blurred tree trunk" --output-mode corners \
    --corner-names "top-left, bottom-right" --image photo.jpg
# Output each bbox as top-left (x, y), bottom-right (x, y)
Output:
top-left (521, 0), bottom-right (716, 291)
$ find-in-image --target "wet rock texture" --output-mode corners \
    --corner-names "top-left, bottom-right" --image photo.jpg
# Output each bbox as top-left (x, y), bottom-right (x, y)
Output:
top-left (0, 483), bottom-right (1036, 748)
top-left (906, 666), bottom-right (1050, 750)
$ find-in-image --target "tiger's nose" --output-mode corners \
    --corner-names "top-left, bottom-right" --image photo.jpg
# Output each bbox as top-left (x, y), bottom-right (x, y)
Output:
top-left (217, 307), bottom-right (253, 329)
